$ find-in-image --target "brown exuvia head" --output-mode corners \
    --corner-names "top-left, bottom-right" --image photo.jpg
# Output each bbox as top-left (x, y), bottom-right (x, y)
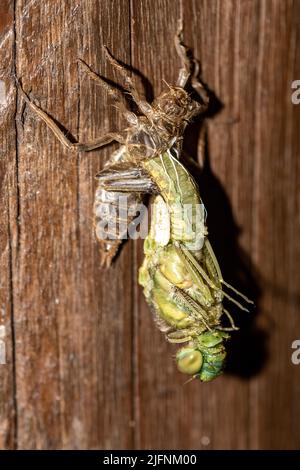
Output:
top-left (152, 86), bottom-right (204, 125)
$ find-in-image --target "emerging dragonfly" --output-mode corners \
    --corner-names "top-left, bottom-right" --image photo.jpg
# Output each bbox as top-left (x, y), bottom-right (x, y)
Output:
top-left (17, 24), bottom-right (253, 381)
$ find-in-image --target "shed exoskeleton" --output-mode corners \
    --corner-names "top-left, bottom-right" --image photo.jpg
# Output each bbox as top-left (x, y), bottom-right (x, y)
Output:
top-left (17, 24), bottom-right (208, 267)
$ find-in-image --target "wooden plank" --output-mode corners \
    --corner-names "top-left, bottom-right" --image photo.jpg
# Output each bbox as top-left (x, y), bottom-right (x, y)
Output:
top-left (0, 0), bottom-right (17, 450)
top-left (0, 0), bottom-right (299, 450)
top-left (13, 0), bottom-right (133, 449)
top-left (14, 0), bottom-right (82, 449)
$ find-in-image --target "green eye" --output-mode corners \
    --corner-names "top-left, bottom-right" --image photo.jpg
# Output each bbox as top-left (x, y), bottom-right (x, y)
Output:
top-left (176, 348), bottom-right (203, 375)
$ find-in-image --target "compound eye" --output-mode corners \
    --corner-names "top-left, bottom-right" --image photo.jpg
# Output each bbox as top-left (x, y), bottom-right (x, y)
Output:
top-left (176, 348), bottom-right (203, 375)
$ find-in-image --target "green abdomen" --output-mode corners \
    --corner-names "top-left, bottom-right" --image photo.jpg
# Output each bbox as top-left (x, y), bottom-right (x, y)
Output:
top-left (141, 152), bottom-right (206, 250)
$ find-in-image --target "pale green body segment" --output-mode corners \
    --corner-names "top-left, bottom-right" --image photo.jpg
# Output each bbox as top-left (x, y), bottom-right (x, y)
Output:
top-left (142, 152), bottom-right (206, 251)
top-left (138, 152), bottom-right (229, 381)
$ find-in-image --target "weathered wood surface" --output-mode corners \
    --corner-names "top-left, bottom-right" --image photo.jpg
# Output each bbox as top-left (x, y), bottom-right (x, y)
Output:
top-left (0, 0), bottom-right (299, 450)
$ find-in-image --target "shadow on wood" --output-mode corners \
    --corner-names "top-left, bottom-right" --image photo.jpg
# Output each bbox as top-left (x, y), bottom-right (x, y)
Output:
top-left (183, 88), bottom-right (267, 379)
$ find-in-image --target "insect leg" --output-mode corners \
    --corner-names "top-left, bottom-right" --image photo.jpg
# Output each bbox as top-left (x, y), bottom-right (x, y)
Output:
top-left (74, 133), bottom-right (126, 152)
top-left (181, 124), bottom-right (207, 174)
top-left (103, 46), bottom-right (153, 117)
top-left (166, 326), bottom-right (203, 343)
top-left (198, 124), bottom-right (207, 168)
top-left (78, 58), bottom-right (129, 115)
top-left (171, 286), bottom-right (212, 331)
top-left (174, 20), bottom-right (191, 87)
top-left (222, 308), bottom-right (239, 330)
top-left (215, 326), bottom-right (237, 332)
top-left (176, 243), bottom-right (250, 312)
top-left (166, 330), bottom-right (194, 344)
top-left (190, 59), bottom-right (209, 109)
top-left (204, 239), bottom-right (223, 280)
top-left (174, 243), bottom-right (215, 290)
top-left (221, 280), bottom-right (254, 305)
top-left (78, 58), bottom-right (122, 100)
top-left (174, 22), bottom-right (209, 109)
top-left (205, 239), bottom-right (254, 304)
top-left (16, 79), bottom-right (126, 151)
top-left (172, 244), bottom-right (213, 303)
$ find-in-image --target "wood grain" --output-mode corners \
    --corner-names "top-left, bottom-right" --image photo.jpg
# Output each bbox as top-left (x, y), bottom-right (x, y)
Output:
top-left (0, 0), bottom-right (299, 450)
top-left (0, 0), bottom-right (17, 450)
